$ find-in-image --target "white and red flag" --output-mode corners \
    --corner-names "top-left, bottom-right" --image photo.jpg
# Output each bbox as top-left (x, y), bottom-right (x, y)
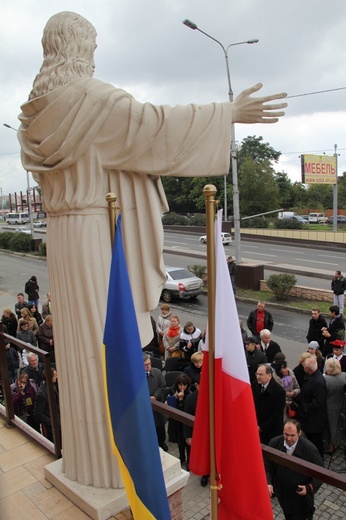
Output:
top-left (189, 210), bottom-right (273, 520)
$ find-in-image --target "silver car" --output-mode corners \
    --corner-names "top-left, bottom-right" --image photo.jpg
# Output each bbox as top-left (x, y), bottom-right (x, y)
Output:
top-left (161, 266), bottom-right (204, 303)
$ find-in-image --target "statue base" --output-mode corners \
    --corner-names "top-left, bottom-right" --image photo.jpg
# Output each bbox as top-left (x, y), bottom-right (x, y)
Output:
top-left (44, 451), bottom-right (189, 520)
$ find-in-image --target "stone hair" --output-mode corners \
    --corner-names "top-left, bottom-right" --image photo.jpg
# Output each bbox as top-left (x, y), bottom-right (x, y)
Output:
top-left (29, 11), bottom-right (97, 100)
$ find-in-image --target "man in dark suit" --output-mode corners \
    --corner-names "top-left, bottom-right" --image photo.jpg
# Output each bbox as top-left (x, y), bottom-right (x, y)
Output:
top-left (265, 419), bottom-right (324, 520)
top-left (143, 353), bottom-right (167, 451)
top-left (252, 364), bottom-right (286, 445)
top-left (259, 329), bottom-right (282, 364)
top-left (298, 357), bottom-right (327, 458)
top-left (321, 305), bottom-right (345, 357)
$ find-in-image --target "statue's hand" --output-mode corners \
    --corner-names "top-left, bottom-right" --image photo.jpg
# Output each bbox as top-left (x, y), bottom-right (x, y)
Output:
top-left (232, 82), bottom-right (287, 124)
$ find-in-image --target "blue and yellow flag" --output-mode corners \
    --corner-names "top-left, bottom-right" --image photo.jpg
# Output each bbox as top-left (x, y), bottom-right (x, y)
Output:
top-left (102, 214), bottom-right (171, 520)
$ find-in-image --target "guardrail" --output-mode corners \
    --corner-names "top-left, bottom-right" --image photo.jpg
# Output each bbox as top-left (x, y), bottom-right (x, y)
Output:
top-left (0, 323), bottom-right (61, 458)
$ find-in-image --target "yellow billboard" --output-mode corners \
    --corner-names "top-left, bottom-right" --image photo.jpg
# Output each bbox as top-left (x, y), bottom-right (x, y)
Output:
top-left (301, 154), bottom-right (337, 184)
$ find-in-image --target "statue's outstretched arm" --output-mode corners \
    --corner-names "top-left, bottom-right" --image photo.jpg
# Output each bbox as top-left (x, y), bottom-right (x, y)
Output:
top-left (232, 82), bottom-right (287, 124)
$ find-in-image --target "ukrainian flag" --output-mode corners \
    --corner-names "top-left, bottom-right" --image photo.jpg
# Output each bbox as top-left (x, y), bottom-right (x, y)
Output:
top-left (102, 214), bottom-right (171, 520)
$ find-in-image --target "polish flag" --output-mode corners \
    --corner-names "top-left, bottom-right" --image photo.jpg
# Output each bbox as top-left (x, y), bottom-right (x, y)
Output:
top-left (189, 210), bottom-right (273, 520)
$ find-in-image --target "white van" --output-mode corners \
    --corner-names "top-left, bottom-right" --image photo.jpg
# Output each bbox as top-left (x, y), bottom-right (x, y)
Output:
top-left (308, 212), bottom-right (327, 224)
top-left (278, 211), bottom-right (299, 220)
top-left (5, 212), bottom-right (30, 225)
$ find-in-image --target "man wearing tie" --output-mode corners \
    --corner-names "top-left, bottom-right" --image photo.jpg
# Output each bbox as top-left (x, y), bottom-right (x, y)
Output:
top-left (259, 329), bottom-right (282, 364)
top-left (252, 364), bottom-right (286, 444)
top-left (143, 353), bottom-right (167, 451)
top-left (265, 419), bottom-right (324, 520)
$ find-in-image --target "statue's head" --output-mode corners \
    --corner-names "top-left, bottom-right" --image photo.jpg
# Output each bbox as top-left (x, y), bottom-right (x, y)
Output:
top-left (29, 12), bottom-right (97, 99)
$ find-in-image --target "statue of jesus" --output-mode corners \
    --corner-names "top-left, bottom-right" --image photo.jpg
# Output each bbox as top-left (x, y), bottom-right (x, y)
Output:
top-left (18, 11), bottom-right (287, 489)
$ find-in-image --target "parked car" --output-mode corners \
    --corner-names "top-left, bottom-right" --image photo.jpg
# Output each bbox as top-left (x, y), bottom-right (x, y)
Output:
top-left (33, 220), bottom-right (47, 228)
top-left (15, 226), bottom-right (31, 235)
top-left (278, 211), bottom-right (299, 220)
top-left (326, 215), bottom-right (346, 225)
top-left (300, 215), bottom-right (309, 222)
top-left (161, 266), bottom-right (204, 303)
top-left (308, 212), bottom-right (328, 224)
top-left (199, 232), bottom-right (232, 245)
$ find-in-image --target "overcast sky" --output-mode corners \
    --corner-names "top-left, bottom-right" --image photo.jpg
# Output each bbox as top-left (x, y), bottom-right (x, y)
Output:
top-left (1, 0), bottom-right (346, 199)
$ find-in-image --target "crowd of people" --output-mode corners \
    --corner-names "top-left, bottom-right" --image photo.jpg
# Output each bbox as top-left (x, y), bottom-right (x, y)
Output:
top-left (143, 299), bottom-right (346, 517)
top-left (1, 278), bottom-right (59, 442)
top-left (2, 280), bottom-right (346, 518)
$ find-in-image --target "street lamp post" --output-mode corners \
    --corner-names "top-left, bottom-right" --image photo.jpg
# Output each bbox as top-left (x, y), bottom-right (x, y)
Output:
top-left (3, 123), bottom-right (34, 237)
top-left (183, 19), bottom-right (258, 263)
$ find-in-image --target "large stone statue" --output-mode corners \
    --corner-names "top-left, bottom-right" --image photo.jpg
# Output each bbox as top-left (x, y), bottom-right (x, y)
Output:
top-left (18, 11), bottom-right (286, 489)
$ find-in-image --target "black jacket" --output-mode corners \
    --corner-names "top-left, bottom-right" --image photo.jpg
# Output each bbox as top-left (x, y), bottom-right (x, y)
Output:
top-left (323, 315), bottom-right (345, 356)
top-left (306, 315), bottom-right (328, 349)
top-left (260, 340), bottom-right (282, 364)
top-left (331, 276), bottom-right (346, 295)
top-left (246, 349), bottom-right (267, 383)
top-left (298, 369), bottom-right (327, 433)
top-left (247, 309), bottom-right (274, 336)
top-left (252, 377), bottom-right (286, 444)
top-left (266, 435), bottom-right (324, 518)
top-left (25, 279), bottom-right (40, 301)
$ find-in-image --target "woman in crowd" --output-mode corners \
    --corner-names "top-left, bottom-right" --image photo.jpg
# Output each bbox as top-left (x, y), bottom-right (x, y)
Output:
top-left (5, 341), bottom-right (20, 383)
top-left (19, 308), bottom-right (39, 336)
top-left (33, 367), bottom-right (60, 442)
top-left (293, 352), bottom-right (312, 389)
top-left (28, 302), bottom-right (43, 326)
top-left (1, 307), bottom-right (18, 340)
top-left (156, 304), bottom-right (172, 354)
top-left (16, 319), bottom-right (37, 347)
top-left (37, 315), bottom-right (54, 362)
top-left (162, 315), bottom-right (182, 359)
top-left (166, 373), bottom-right (192, 465)
top-left (307, 341), bottom-right (325, 372)
top-left (184, 351), bottom-right (203, 386)
top-left (273, 359), bottom-right (301, 421)
top-left (324, 358), bottom-right (346, 454)
top-left (24, 275), bottom-right (40, 308)
top-left (11, 372), bottom-right (39, 430)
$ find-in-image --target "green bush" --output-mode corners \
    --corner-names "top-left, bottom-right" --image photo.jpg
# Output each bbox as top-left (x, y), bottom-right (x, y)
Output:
top-left (189, 214), bottom-right (206, 226)
top-left (9, 233), bottom-right (34, 252)
top-left (162, 212), bottom-right (189, 225)
top-left (0, 231), bottom-right (15, 249)
top-left (267, 273), bottom-right (297, 301)
top-left (241, 218), bottom-right (269, 229)
top-left (274, 218), bottom-right (303, 230)
top-left (187, 264), bottom-right (207, 287)
top-left (39, 242), bottom-right (47, 256)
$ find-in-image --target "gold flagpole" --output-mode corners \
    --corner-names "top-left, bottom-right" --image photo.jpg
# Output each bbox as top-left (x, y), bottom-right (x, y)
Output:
top-left (203, 184), bottom-right (219, 520)
top-left (106, 192), bottom-right (119, 247)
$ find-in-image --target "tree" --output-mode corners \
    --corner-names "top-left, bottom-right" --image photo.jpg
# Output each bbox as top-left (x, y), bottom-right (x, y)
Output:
top-left (239, 158), bottom-right (279, 217)
top-left (337, 172), bottom-right (346, 209)
top-left (274, 171), bottom-right (295, 208)
top-left (237, 135), bottom-right (281, 170)
top-left (306, 184), bottom-right (333, 209)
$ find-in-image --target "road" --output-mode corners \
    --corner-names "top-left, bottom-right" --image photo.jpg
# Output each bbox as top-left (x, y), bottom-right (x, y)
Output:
top-left (164, 230), bottom-right (344, 270)
top-left (0, 251), bottom-right (311, 368)
top-left (164, 231), bottom-right (341, 290)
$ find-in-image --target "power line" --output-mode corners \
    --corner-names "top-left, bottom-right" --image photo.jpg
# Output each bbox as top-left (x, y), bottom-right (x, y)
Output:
top-left (286, 86), bottom-right (346, 99)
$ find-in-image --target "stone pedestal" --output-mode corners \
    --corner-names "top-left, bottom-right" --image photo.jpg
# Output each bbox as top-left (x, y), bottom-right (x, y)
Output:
top-left (44, 451), bottom-right (189, 520)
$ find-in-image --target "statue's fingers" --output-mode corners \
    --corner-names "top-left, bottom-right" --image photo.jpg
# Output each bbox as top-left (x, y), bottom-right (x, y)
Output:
top-left (261, 110), bottom-right (286, 118)
top-left (262, 102), bottom-right (288, 110)
top-left (240, 82), bottom-right (263, 96)
top-left (260, 92), bottom-right (287, 102)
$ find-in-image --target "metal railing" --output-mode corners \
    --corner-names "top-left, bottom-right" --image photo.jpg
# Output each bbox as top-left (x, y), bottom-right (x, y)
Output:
top-left (0, 323), bottom-right (61, 458)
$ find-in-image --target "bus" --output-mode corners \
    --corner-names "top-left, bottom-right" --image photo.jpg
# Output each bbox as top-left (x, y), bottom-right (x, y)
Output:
top-left (5, 212), bottom-right (30, 225)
